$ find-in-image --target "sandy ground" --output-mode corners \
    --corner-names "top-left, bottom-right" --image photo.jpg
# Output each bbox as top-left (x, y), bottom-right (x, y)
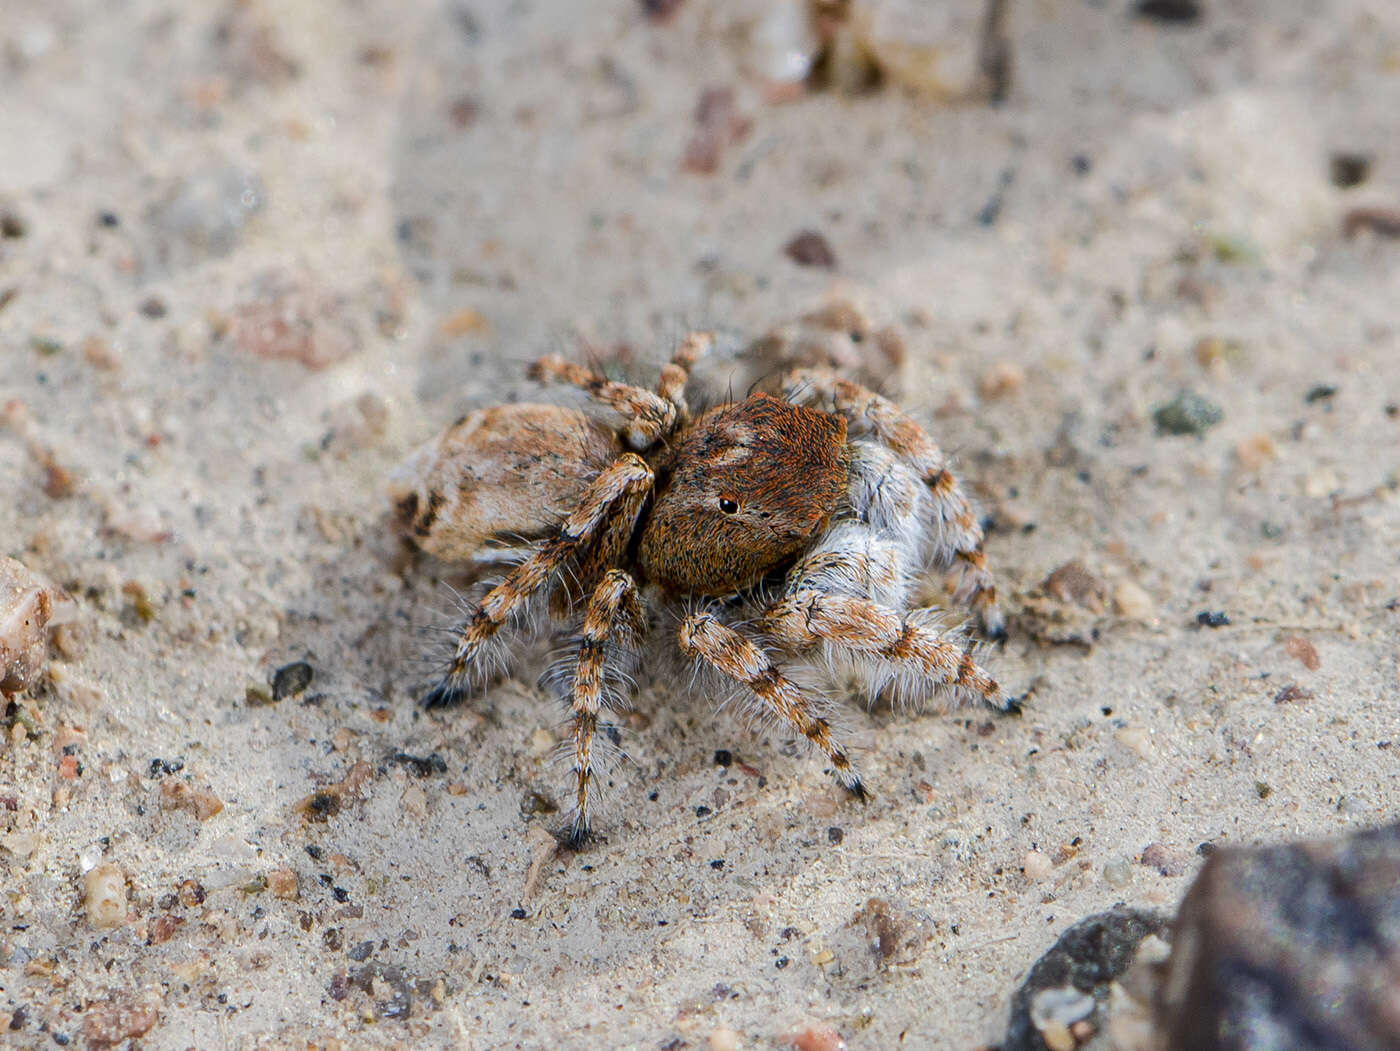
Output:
top-left (2, 0), bottom-right (1399, 1048)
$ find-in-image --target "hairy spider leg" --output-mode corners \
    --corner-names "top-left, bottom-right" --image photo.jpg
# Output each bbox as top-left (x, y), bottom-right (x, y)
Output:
top-left (783, 368), bottom-right (1006, 640)
top-left (561, 569), bottom-right (646, 847)
top-left (529, 355), bottom-right (677, 450)
top-left (678, 612), bottom-right (867, 799)
top-left (549, 465), bottom-right (652, 619)
top-left (422, 454), bottom-right (654, 708)
top-left (654, 330), bottom-right (715, 425)
top-left (759, 591), bottom-right (1012, 712)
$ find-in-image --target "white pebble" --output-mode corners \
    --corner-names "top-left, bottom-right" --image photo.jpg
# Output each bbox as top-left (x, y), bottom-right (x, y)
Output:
top-left (746, 0), bottom-right (819, 84)
top-left (83, 863), bottom-right (128, 929)
top-left (1103, 856), bottom-right (1133, 887)
top-left (1023, 849), bottom-right (1054, 881)
top-left (1115, 726), bottom-right (1154, 761)
top-left (1113, 580), bottom-right (1154, 620)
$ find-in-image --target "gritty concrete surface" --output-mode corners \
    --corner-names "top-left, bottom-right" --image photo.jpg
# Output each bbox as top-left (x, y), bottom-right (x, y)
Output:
top-left (1, 0), bottom-right (1398, 1048)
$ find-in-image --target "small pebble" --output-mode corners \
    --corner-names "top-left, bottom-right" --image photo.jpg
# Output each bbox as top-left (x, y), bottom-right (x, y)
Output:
top-left (1043, 561), bottom-right (1106, 612)
top-left (1330, 153), bottom-right (1371, 189)
top-left (1283, 635), bottom-right (1320, 671)
top-left (1235, 433), bottom-right (1277, 470)
top-left (1141, 843), bottom-right (1188, 877)
top-left (0, 555), bottom-right (57, 695)
top-left (784, 230), bottom-right (837, 268)
top-left (271, 660), bottom-right (314, 700)
top-left (1342, 206), bottom-right (1400, 239)
top-left (1103, 856), bottom-right (1133, 887)
top-left (177, 878), bottom-right (206, 907)
top-left (81, 993), bottom-right (161, 1049)
top-left (1273, 684), bottom-right (1314, 704)
top-left (267, 867), bottom-right (298, 899)
top-left (641, 0), bottom-right (686, 19)
top-left (438, 308), bottom-right (490, 338)
top-left (159, 778), bottom-right (224, 821)
top-left (1115, 726), bottom-right (1153, 760)
top-left (745, 0), bottom-right (819, 84)
top-left (978, 361), bottom-right (1025, 400)
top-left (1154, 390), bottom-right (1224, 436)
top-left (783, 1023), bottom-right (845, 1051)
top-left (1134, 0), bottom-right (1201, 22)
top-left (245, 682), bottom-right (275, 707)
top-left (1023, 850), bottom-right (1053, 880)
top-left (83, 864), bottom-right (128, 929)
top-left (709, 1027), bottom-right (741, 1051)
top-left (1304, 384), bottom-right (1337, 405)
top-left (1195, 610), bottom-right (1229, 628)
top-left (1303, 467), bottom-right (1340, 498)
top-left (1113, 580), bottom-right (1154, 619)
top-left (0, 210), bottom-right (27, 239)
top-left (401, 782), bottom-right (427, 816)
top-left (348, 940), bottom-right (374, 961)
top-left (148, 913), bottom-right (184, 944)
top-left (138, 296), bottom-right (168, 319)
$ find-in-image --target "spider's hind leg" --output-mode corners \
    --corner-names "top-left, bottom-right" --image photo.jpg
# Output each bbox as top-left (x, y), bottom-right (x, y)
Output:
top-left (529, 356), bottom-right (677, 450)
top-left (760, 590), bottom-right (1009, 713)
top-left (653, 330), bottom-right (714, 424)
top-left (783, 367), bottom-right (1005, 640)
top-left (421, 454), bottom-right (653, 708)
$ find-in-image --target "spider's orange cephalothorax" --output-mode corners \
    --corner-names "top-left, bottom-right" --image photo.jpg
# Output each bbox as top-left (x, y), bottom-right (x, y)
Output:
top-left (637, 393), bottom-right (848, 595)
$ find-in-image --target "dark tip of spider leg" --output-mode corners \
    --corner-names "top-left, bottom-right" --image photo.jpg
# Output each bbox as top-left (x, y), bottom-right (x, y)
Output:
top-left (984, 621), bottom-right (1009, 644)
top-left (1001, 694), bottom-right (1026, 717)
top-left (844, 778), bottom-right (871, 803)
top-left (421, 679), bottom-right (469, 709)
top-left (557, 823), bottom-right (593, 851)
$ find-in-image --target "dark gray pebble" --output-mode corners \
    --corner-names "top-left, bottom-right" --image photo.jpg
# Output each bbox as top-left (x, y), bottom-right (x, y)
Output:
top-left (271, 660), bottom-right (314, 700)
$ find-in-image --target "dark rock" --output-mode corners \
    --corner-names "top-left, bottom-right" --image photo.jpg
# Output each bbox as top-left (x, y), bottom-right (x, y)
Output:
top-left (1003, 907), bottom-right (1169, 1051)
top-left (271, 660), bottom-right (313, 700)
top-left (1160, 822), bottom-right (1400, 1050)
top-left (1330, 153), bottom-right (1372, 189)
top-left (1154, 390), bottom-right (1224, 435)
top-left (784, 230), bottom-right (837, 269)
top-left (1344, 207), bottom-right (1400, 239)
top-left (1135, 0), bottom-right (1202, 22)
top-left (347, 940), bottom-right (374, 962)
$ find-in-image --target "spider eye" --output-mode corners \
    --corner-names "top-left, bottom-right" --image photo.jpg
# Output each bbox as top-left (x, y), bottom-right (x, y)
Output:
top-left (718, 497), bottom-right (739, 514)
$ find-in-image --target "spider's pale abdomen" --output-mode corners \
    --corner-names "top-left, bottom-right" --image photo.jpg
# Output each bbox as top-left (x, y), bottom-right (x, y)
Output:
top-left (389, 403), bottom-right (619, 562)
top-left (637, 393), bottom-right (848, 595)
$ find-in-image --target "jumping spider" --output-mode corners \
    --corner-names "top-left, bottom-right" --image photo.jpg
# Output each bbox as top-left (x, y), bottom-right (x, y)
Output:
top-left (390, 333), bottom-right (1013, 846)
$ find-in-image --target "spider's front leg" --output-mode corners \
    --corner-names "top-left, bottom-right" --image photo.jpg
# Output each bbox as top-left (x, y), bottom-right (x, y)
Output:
top-left (759, 591), bottom-right (1013, 714)
top-left (551, 569), bottom-right (646, 848)
top-left (678, 613), bottom-right (867, 799)
top-left (784, 367), bottom-right (1005, 640)
top-left (422, 454), bottom-right (653, 708)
